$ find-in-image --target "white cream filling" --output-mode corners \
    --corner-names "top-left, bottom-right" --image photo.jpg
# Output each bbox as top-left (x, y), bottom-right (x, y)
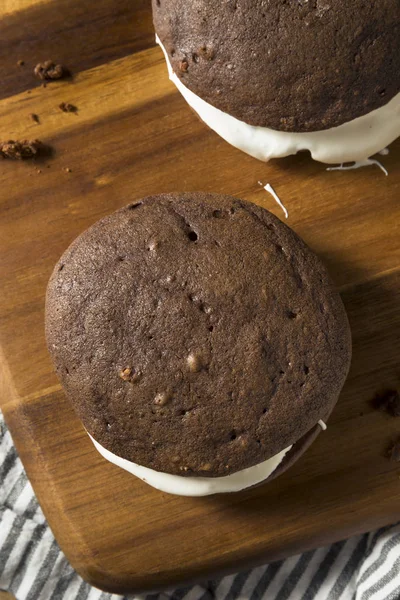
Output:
top-left (259, 182), bottom-right (288, 219)
top-left (326, 158), bottom-right (388, 176)
top-left (156, 35), bottom-right (400, 165)
top-left (89, 434), bottom-right (292, 496)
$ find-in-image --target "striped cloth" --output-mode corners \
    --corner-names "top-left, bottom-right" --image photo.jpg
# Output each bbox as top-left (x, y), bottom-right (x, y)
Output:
top-left (1, 413), bottom-right (400, 600)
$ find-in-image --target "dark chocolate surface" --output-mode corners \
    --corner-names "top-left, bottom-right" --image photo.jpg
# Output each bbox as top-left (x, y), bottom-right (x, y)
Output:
top-left (46, 193), bottom-right (351, 476)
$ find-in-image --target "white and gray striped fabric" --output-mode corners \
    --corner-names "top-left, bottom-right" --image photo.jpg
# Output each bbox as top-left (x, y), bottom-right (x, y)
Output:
top-left (1, 413), bottom-right (400, 600)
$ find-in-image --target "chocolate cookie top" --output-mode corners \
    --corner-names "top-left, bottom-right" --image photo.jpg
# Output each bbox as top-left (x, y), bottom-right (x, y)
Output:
top-left (46, 193), bottom-right (351, 477)
top-left (153, 0), bottom-right (400, 132)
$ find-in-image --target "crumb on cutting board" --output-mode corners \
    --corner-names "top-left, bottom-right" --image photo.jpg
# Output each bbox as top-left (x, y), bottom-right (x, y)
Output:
top-left (0, 139), bottom-right (44, 160)
top-left (372, 389), bottom-right (400, 417)
top-left (59, 102), bottom-right (77, 113)
top-left (34, 61), bottom-right (68, 81)
top-left (386, 438), bottom-right (400, 462)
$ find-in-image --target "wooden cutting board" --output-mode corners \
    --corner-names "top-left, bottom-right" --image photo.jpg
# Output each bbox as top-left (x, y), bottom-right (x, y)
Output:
top-left (1, 0), bottom-right (400, 595)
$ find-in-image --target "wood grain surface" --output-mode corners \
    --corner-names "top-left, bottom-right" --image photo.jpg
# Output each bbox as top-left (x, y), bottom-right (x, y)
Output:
top-left (1, 0), bottom-right (400, 595)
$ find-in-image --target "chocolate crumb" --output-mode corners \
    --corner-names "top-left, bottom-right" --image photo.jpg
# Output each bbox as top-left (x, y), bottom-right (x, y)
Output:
top-left (59, 102), bottom-right (77, 113)
top-left (118, 366), bottom-right (141, 383)
top-left (386, 439), bottom-right (400, 462)
top-left (239, 436), bottom-right (249, 449)
top-left (372, 389), bottom-right (400, 417)
top-left (30, 113), bottom-right (40, 124)
top-left (17, 60), bottom-right (25, 67)
top-left (187, 352), bottom-right (202, 372)
top-left (154, 392), bottom-right (170, 406)
top-left (187, 351), bottom-right (209, 372)
top-left (119, 367), bottom-right (132, 381)
top-left (64, 167), bottom-right (72, 173)
top-left (199, 463), bottom-right (212, 471)
top-left (36, 169), bottom-right (42, 174)
top-left (0, 139), bottom-right (43, 160)
top-left (147, 240), bottom-right (159, 251)
top-left (34, 61), bottom-right (67, 81)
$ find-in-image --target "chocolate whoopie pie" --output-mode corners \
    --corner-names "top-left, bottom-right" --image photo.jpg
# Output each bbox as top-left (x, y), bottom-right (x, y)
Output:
top-left (153, 0), bottom-right (399, 131)
top-left (45, 193), bottom-right (351, 496)
top-left (152, 1), bottom-right (400, 164)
